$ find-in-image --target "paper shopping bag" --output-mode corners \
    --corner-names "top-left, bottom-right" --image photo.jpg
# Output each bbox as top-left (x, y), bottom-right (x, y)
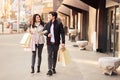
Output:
top-left (20, 33), bottom-right (31, 48)
top-left (58, 47), bottom-right (70, 66)
top-left (23, 34), bottom-right (31, 48)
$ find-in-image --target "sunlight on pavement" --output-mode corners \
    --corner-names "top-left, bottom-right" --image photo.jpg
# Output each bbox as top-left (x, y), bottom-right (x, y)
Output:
top-left (72, 58), bottom-right (98, 65)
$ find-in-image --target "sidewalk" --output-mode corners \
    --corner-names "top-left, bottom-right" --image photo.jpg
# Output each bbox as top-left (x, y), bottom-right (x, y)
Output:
top-left (0, 34), bottom-right (120, 80)
top-left (64, 37), bottom-right (120, 80)
top-left (0, 24), bottom-right (24, 34)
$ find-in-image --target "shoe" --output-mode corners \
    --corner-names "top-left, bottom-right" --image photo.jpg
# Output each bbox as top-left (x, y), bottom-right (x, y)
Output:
top-left (31, 67), bottom-right (34, 73)
top-left (37, 70), bottom-right (40, 73)
top-left (104, 73), bottom-right (110, 76)
top-left (31, 71), bottom-right (34, 73)
top-left (52, 69), bottom-right (56, 74)
top-left (111, 72), bottom-right (118, 75)
top-left (47, 70), bottom-right (52, 76)
top-left (37, 66), bottom-right (40, 73)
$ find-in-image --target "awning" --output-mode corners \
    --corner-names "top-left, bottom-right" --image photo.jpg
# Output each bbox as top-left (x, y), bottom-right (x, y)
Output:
top-left (62, 0), bottom-right (89, 12)
top-left (80, 0), bottom-right (120, 9)
top-left (57, 5), bottom-right (70, 16)
top-left (42, 7), bottom-right (53, 13)
top-left (106, 0), bottom-right (119, 8)
top-left (113, 0), bottom-right (120, 3)
top-left (80, 0), bottom-right (99, 9)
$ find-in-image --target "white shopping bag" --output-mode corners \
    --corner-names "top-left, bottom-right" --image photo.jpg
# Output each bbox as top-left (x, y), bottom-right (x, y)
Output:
top-left (20, 33), bottom-right (31, 47)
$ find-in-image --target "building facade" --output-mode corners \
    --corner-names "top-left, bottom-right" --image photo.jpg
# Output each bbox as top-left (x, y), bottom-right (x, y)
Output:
top-left (55, 0), bottom-right (120, 57)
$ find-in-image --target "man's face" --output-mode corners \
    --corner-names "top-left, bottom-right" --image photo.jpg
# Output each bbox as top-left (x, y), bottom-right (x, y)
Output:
top-left (48, 14), bottom-right (54, 21)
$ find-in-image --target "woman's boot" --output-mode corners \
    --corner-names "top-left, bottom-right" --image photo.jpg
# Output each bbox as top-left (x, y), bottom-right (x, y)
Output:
top-left (31, 67), bottom-right (34, 73)
top-left (37, 66), bottom-right (40, 73)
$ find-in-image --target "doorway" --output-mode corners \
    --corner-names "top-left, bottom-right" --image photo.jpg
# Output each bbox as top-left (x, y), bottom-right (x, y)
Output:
top-left (107, 6), bottom-right (119, 56)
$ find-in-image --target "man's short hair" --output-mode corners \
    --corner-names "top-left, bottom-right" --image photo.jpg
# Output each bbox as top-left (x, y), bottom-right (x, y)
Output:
top-left (49, 11), bottom-right (58, 19)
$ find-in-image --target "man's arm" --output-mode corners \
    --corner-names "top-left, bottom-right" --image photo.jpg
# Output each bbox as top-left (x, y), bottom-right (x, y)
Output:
top-left (43, 23), bottom-right (48, 36)
top-left (60, 22), bottom-right (65, 44)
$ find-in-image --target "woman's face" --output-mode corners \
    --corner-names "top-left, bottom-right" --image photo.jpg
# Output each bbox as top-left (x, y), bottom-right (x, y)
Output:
top-left (35, 15), bottom-right (40, 22)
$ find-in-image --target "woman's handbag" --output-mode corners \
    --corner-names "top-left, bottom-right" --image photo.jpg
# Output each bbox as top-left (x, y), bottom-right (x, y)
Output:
top-left (58, 47), bottom-right (70, 66)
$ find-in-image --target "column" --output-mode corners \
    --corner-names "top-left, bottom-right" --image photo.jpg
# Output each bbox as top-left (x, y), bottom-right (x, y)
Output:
top-left (78, 13), bottom-right (81, 40)
top-left (17, 0), bottom-right (20, 32)
top-left (97, 0), bottom-right (107, 52)
top-left (118, 4), bottom-right (120, 57)
top-left (70, 9), bottom-right (73, 28)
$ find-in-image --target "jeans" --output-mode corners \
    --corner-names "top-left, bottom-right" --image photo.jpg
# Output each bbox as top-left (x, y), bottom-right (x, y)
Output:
top-left (47, 44), bottom-right (59, 70)
top-left (31, 44), bottom-right (44, 67)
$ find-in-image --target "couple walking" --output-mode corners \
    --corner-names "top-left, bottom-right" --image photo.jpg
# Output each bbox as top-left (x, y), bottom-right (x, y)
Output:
top-left (28, 11), bottom-right (65, 76)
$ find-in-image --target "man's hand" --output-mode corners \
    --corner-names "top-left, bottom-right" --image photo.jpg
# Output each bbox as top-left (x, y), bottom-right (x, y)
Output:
top-left (48, 33), bottom-right (52, 37)
top-left (61, 43), bottom-right (65, 48)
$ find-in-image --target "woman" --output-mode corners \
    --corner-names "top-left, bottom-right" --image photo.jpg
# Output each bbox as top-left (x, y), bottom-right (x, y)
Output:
top-left (28, 14), bottom-right (45, 73)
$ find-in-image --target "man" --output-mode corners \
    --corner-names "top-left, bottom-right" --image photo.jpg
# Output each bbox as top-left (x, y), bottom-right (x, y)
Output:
top-left (43, 11), bottom-right (65, 76)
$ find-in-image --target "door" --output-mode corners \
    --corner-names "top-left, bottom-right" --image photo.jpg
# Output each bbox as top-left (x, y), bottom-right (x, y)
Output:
top-left (107, 6), bottom-right (119, 56)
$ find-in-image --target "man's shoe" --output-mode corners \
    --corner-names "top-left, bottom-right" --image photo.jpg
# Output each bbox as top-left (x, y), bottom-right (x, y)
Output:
top-left (52, 69), bottom-right (56, 74)
top-left (104, 73), bottom-right (110, 76)
top-left (111, 72), bottom-right (118, 75)
top-left (47, 70), bottom-right (52, 76)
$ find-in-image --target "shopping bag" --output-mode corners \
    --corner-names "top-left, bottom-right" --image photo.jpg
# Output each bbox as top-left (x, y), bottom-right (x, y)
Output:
top-left (20, 33), bottom-right (31, 48)
top-left (58, 47), bottom-right (70, 66)
top-left (23, 34), bottom-right (31, 48)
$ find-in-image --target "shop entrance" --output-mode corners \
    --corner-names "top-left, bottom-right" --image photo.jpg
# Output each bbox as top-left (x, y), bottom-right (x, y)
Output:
top-left (107, 6), bottom-right (119, 56)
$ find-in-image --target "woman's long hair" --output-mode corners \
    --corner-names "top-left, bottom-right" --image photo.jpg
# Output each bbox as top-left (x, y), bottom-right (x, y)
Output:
top-left (32, 14), bottom-right (44, 28)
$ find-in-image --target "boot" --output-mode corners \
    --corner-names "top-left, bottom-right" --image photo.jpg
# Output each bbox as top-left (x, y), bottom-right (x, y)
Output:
top-left (52, 69), bottom-right (56, 74)
top-left (46, 70), bottom-right (52, 76)
top-left (37, 66), bottom-right (40, 73)
top-left (31, 67), bottom-right (34, 73)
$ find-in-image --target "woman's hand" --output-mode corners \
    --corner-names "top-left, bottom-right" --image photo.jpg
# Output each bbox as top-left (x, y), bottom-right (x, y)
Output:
top-left (27, 28), bottom-right (33, 34)
top-left (41, 30), bottom-right (48, 34)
